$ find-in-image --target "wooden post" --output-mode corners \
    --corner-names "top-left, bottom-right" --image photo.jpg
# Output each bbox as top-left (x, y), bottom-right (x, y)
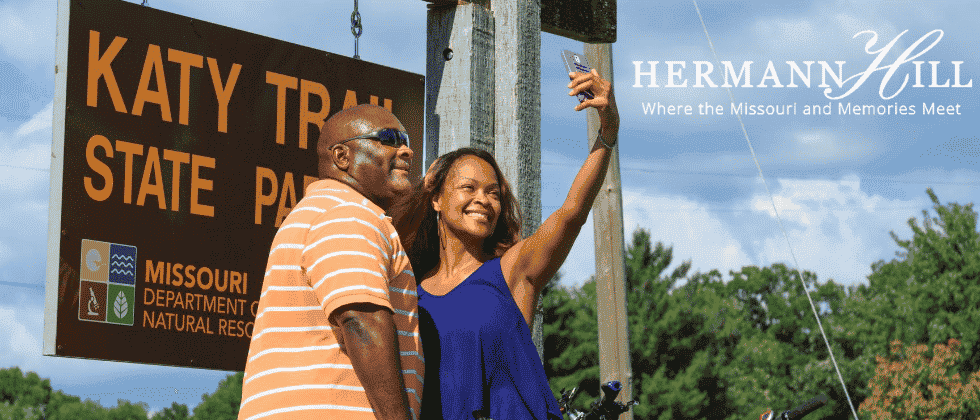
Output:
top-left (586, 43), bottom-right (633, 418)
top-left (426, 0), bottom-right (495, 159)
top-left (426, 0), bottom-right (546, 360)
top-left (492, 0), bottom-right (544, 360)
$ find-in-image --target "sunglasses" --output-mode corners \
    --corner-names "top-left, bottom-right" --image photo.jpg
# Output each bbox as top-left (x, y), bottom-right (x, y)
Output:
top-left (335, 128), bottom-right (410, 149)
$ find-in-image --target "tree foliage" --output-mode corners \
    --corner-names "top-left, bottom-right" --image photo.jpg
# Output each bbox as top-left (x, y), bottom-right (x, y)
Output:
top-left (0, 367), bottom-right (233, 420)
top-left (150, 402), bottom-right (190, 420)
top-left (543, 189), bottom-right (980, 419)
top-left (545, 229), bottom-right (860, 419)
top-left (853, 188), bottom-right (980, 374)
top-left (191, 372), bottom-right (242, 420)
top-left (858, 339), bottom-right (980, 419)
top-left (105, 400), bottom-right (149, 420)
top-left (0, 367), bottom-right (50, 420)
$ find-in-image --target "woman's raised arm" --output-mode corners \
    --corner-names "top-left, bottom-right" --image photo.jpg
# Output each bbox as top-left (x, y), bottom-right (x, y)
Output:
top-left (501, 69), bottom-right (620, 308)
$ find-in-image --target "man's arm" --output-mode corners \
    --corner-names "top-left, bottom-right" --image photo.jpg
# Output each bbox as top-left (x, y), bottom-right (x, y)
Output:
top-left (330, 303), bottom-right (413, 420)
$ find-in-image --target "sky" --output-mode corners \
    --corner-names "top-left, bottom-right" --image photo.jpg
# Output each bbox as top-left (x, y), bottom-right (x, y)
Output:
top-left (1, 0), bottom-right (978, 415)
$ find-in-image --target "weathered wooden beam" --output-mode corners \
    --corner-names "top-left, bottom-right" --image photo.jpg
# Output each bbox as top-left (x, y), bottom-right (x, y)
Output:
top-left (587, 43), bottom-right (632, 419)
top-left (542, 0), bottom-right (616, 43)
top-left (426, 0), bottom-right (495, 159)
top-left (421, 0), bottom-right (616, 44)
top-left (493, 0), bottom-right (544, 360)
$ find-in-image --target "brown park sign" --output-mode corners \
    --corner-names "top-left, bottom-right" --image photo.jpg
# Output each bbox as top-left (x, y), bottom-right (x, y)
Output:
top-left (43, 0), bottom-right (424, 371)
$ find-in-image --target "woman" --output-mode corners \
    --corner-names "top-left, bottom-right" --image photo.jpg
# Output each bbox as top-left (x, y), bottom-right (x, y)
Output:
top-left (394, 69), bottom-right (619, 420)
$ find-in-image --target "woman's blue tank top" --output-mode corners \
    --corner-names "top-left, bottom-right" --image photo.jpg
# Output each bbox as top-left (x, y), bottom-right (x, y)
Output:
top-left (417, 258), bottom-right (562, 420)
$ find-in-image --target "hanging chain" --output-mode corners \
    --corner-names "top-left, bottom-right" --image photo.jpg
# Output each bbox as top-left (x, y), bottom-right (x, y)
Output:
top-left (351, 0), bottom-right (362, 60)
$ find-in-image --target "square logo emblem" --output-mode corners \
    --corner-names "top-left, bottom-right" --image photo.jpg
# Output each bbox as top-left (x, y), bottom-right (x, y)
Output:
top-left (109, 243), bottom-right (137, 285)
top-left (107, 284), bottom-right (136, 325)
top-left (80, 239), bottom-right (110, 283)
top-left (79, 239), bottom-right (137, 326)
top-left (78, 280), bottom-right (108, 322)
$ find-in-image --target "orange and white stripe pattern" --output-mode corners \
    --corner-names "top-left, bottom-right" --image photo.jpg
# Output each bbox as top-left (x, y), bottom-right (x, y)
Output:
top-left (240, 179), bottom-right (422, 420)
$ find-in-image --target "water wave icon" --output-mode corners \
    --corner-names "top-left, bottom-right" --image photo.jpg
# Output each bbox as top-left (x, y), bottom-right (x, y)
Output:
top-left (106, 244), bottom-right (137, 284)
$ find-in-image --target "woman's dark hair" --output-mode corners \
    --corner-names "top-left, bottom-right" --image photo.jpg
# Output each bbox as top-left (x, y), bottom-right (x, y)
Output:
top-left (392, 147), bottom-right (522, 279)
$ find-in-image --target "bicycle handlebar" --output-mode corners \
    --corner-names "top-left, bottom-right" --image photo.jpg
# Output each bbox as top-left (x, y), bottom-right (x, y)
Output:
top-left (760, 395), bottom-right (828, 420)
top-left (559, 381), bottom-right (637, 420)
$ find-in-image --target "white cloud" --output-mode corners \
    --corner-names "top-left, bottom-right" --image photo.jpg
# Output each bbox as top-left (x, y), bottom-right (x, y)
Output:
top-left (14, 101), bottom-right (52, 138)
top-left (749, 175), bottom-right (924, 285)
top-left (558, 188), bottom-right (753, 287)
top-left (749, 2), bottom-right (901, 63)
top-left (0, 0), bottom-right (56, 67)
top-left (0, 102), bottom-right (51, 269)
top-left (0, 305), bottom-right (40, 363)
top-left (0, 101), bottom-right (52, 193)
top-left (557, 175), bottom-right (927, 289)
top-left (623, 189), bottom-right (754, 274)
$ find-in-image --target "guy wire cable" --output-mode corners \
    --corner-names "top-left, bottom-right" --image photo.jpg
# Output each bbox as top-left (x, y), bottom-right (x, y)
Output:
top-left (690, 1), bottom-right (861, 418)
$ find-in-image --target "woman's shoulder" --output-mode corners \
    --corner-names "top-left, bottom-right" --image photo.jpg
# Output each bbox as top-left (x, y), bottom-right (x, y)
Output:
top-left (466, 258), bottom-right (510, 294)
top-left (418, 258), bottom-right (497, 296)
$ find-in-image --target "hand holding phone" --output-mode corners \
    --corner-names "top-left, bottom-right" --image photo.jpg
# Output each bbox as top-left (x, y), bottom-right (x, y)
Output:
top-left (561, 50), bottom-right (595, 102)
top-left (560, 50), bottom-right (619, 135)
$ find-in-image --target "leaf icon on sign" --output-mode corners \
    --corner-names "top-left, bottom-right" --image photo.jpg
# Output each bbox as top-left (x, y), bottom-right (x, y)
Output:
top-left (114, 291), bottom-right (129, 319)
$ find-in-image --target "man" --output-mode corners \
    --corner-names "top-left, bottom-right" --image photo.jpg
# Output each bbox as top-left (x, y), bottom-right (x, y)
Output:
top-left (239, 104), bottom-right (422, 420)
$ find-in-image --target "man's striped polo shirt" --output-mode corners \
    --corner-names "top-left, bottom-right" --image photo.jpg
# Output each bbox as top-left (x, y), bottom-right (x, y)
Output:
top-left (240, 178), bottom-right (423, 420)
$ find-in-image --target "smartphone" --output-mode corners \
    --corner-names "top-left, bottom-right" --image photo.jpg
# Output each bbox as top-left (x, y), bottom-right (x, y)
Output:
top-left (561, 50), bottom-right (595, 102)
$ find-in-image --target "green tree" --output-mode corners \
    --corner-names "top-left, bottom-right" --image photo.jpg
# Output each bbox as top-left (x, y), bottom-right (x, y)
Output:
top-left (0, 402), bottom-right (42, 420)
top-left (848, 188), bottom-right (980, 381)
top-left (44, 392), bottom-right (109, 420)
top-left (631, 272), bottom-right (735, 420)
top-left (150, 402), bottom-right (189, 420)
top-left (542, 273), bottom-right (600, 410)
top-left (720, 263), bottom-right (857, 419)
top-left (191, 372), bottom-right (242, 420)
top-left (546, 229), bottom-right (744, 419)
top-left (543, 229), bottom-right (860, 419)
top-left (106, 399), bottom-right (149, 420)
top-left (0, 367), bottom-right (51, 420)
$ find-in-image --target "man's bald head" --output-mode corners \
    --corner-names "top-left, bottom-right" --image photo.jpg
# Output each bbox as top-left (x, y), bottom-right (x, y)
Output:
top-left (316, 104), bottom-right (413, 210)
top-left (318, 104), bottom-right (404, 157)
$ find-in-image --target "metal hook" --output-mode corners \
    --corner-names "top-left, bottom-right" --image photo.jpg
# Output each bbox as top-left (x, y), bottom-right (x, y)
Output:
top-left (351, 0), bottom-right (362, 59)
